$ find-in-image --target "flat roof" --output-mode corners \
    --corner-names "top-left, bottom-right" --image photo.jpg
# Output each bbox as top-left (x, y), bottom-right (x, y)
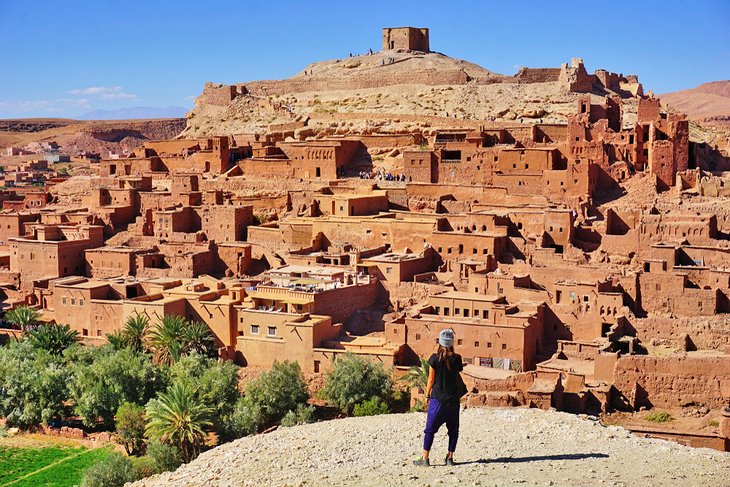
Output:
top-left (269, 265), bottom-right (346, 276)
top-left (56, 279), bottom-right (109, 289)
top-left (410, 313), bottom-right (532, 329)
top-left (462, 364), bottom-right (516, 380)
top-left (248, 291), bottom-right (314, 305)
top-left (364, 252), bottom-right (423, 263)
top-left (86, 246), bottom-right (151, 253)
top-left (432, 291), bottom-right (502, 302)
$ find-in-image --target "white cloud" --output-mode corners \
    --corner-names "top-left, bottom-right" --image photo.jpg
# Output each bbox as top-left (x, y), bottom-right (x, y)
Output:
top-left (1, 86), bottom-right (136, 117)
top-left (0, 97), bottom-right (92, 115)
top-left (68, 86), bottom-right (137, 100)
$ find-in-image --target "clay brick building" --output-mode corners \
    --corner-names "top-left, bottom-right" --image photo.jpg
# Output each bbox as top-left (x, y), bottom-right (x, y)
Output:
top-left (0, 212), bottom-right (40, 244)
top-left (1, 192), bottom-right (49, 211)
top-left (361, 248), bottom-right (439, 282)
top-left (9, 224), bottom-right (104, 287)
top-left (404, 95), bottom-right (685, 204)
top-left (100, 137), bottom-right (233, 176)
top-left (387, 290), bottom-right (545, 372)
top-left (242, 139), bottom-right (362, 180)
top-left (247, 265), bottom-right (377, 324)
top-left (382, 27), bottom-right (430, 52)
top-left (639, 258), bottom-right (728, 316)
top-left (85, 246), bottom-right (157, 278)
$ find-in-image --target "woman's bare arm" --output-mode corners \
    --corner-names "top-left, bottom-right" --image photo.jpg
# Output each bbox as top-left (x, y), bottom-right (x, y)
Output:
top-left (425, 365), bottom-right (436, 400)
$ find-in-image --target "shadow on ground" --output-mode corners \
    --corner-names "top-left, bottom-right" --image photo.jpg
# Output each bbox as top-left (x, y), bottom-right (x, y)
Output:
top-left (456, 453), bottom-right (609, 465)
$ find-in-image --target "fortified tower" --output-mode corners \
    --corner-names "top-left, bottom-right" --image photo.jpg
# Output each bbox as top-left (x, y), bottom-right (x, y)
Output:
top-left (382, 27), bottom-right (430, 52)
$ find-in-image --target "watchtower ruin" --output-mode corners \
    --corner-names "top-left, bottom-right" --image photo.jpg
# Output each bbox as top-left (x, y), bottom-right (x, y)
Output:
top-left (382, 27), bottom-right (430, 52)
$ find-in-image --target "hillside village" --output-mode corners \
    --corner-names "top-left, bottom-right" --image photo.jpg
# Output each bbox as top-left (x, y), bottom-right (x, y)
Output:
top-left (1, 27), bottom-right (729, 458)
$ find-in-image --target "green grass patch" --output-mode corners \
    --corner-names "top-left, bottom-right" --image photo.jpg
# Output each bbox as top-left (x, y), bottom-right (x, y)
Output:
top-left (0, 445), bottom-right (113, 486)
top-left (645, 411), bottom-right (674, 423)
top-left (0, 446), bottom-right (81, 484)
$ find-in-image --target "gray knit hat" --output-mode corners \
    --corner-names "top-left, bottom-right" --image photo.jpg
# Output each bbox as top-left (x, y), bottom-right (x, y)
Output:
top-left (438, 328), bottom-right (455, 347)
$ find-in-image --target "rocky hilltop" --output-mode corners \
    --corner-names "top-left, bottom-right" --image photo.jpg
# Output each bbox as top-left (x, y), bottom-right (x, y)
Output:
top-left (661, 80), bottom-right (730, 127)
top-left (182, 50), bottom-right (644, 138)
top-left (0, 118), bottom-right (186, 153)
top-left (133, 409), bottom-right (730, 487)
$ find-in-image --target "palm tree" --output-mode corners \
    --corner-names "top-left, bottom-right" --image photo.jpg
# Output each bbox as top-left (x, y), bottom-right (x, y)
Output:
top-left (404, 357), bottom-right (430, 391)
top-left (26, 323), bottom-right (79, 355)
top-left (145, 382), bottom-right (213, 463)
top-left (106, 330), bottom-right (128, 350)
top-left (123, 314), bottom-right (150, 353)
top-left (148, 315), bottom-right (187, 365)
top-left (181, 321), bottom-right (215, 357)
top-left (4, 305), bottom-right (41, 331)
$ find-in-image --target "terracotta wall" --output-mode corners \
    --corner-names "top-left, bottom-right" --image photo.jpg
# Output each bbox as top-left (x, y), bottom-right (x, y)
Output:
top-left (613, 354), bottom-right (730, 409)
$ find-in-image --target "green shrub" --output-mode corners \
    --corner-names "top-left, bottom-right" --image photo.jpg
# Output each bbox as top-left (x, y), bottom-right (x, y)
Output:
top-left (69, 348), bottom-right (163, 428)
top-left (115, 402), bottom-right (147, 456)
top-left (0, 340), bottom-right (70, 428)
top-left (708, 419), bottom-right (720, 427)
top-left (646, 411), bottom-right (674, 423)
top-left (321, 353), bottom-right (393, 414)
top-left (353, 397), bottom-right (389, 417)
top-left (222, 397), bottom-right (263, 439)
top-left (245, 360), bottom-right (309, 425)
top-left (145, 440), bottom-right (184, 473)
top-left (390, 386), bottom-right (409, 407)
top-left (80, 453), bottom-right (139, 487)
top-left (280, 404), bottom-right (315, 427)
top-left (132, 455), bottom-right (158, 478)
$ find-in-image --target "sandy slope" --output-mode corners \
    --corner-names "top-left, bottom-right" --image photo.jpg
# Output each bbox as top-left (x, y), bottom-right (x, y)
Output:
top-left (660, 81), bottom-right (730, 121)
top-left (132, 408), bottom-right (730, 487)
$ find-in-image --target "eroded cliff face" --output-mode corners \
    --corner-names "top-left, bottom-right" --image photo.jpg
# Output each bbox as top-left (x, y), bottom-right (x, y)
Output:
top-left (0, 118), bottom-right (186, 154)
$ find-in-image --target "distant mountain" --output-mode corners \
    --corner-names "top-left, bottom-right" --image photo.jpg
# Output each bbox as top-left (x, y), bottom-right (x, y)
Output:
top-left (660, 81), bottom-right (730, 125)
top-left (78, 106), bottom-right (188, 120)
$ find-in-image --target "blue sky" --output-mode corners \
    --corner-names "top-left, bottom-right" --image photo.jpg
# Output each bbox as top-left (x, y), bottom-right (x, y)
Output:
top-left (0, 0), bottom-right (728, 118)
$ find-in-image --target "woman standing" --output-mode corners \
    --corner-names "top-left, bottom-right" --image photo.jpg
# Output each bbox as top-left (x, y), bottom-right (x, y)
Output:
top-left (414, 328), bottom-right (465, 467)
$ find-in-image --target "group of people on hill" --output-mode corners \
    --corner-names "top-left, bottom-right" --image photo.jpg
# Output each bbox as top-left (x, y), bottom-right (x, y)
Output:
top-left (349, 48), bottom-right (375, 57)
top-left (358, 170), bottom-right (406, 181)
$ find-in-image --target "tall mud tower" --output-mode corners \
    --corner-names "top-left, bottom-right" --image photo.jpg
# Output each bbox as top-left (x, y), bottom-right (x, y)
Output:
top-left (382, 27), bottom-right (430, 52)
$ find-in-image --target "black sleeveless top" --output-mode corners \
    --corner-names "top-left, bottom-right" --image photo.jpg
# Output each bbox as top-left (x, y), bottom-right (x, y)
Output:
top-left (428, 353), bottom-right (464, 405)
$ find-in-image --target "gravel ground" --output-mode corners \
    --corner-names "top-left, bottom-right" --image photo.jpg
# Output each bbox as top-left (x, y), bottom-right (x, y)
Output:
top-left (132, 408), bottom-right (730, 487)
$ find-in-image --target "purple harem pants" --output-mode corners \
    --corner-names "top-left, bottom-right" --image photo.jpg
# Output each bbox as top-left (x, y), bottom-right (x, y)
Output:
top-left (423, 397), bottom-right (460, 452)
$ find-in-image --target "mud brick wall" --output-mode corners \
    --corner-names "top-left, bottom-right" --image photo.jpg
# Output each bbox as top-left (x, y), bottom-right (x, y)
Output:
top-left (613, 354), bottom-right (730, 409)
